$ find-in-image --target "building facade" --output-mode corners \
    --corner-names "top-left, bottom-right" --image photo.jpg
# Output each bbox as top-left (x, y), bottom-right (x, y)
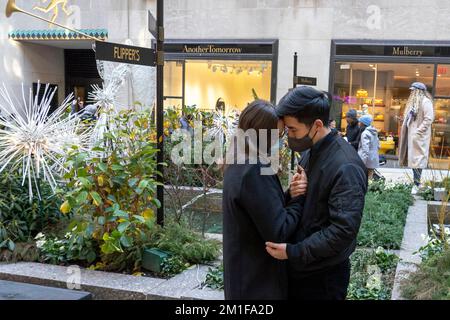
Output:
top-left (2, 0), bottom-right (450, 166)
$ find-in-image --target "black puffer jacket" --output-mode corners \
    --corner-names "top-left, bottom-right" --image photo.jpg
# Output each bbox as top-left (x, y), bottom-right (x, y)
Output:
top-left (346, 123), bottom-right (362, 150)
top-left (286, 130), bottom-right (368, 278)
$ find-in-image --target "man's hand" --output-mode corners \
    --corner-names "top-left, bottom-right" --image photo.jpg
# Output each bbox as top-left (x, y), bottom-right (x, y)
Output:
top-left (265, 242), bottom-right (288, 260)
top-left (289, 166), bottom-right (308, 198)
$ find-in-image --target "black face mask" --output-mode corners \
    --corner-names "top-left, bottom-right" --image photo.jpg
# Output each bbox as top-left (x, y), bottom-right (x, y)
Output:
top-left (288, 125), bottom-right (318, 152)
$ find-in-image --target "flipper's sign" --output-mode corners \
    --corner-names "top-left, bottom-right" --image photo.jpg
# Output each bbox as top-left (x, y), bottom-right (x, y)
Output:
top-left (95, 41), bottom-right (156, 67)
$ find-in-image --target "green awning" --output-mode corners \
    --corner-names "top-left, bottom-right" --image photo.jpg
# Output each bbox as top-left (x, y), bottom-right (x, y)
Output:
top-left (8, 29), bottom-right (108, 41)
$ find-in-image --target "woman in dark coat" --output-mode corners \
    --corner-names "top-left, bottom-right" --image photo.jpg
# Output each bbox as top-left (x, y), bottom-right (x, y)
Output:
top-left (223, 100), bottom-right (306, 300)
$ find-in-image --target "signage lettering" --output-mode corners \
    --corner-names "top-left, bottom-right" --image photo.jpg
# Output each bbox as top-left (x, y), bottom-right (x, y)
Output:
top-left (392, 46), bottom-right (424, 57)
top-left (113, 46), bottom-right (141, 62)
top-left (183, 45), bottom-right (243, 54)
top-left (95, 41), bottom-right (156, 67)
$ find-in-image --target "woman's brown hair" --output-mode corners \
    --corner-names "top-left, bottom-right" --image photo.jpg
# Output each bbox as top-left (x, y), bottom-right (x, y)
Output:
top-left (224, 100), bottom-right (279, 170)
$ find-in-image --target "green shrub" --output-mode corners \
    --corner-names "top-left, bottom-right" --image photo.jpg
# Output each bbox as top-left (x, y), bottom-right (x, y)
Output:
top-left (160, 255), bottom-right (190, 277)
top-left (59, 109), bottom-right (161, 272)
top-left (358, 182), bottom-right (413, 249)
top-left (203, 264), bottom-right (224, 290)
top-left (401, 248), bottom-right (450, 300)
top-left (0, 169), bottom-right (63, 251)
top-left (153, 220), bottom-right (221, 265)
top-left (348, 248), bottom-right (398, 300)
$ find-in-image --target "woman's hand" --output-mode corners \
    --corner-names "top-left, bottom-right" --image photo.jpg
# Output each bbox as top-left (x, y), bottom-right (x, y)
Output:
top-left (265, 242), bottom-right (288, 260)
top-left (289, 166), bottom-right (308, 198)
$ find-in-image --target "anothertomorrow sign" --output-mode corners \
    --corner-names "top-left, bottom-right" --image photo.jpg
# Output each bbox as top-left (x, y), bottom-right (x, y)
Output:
top-left (95, 41), bottom-right (156, 67)
top-left (183, 45), bottom-right (243, 54)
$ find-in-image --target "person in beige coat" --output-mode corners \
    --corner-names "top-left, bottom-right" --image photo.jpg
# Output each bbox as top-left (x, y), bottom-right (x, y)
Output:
top-left (399, 82), bottom-right (434, 191)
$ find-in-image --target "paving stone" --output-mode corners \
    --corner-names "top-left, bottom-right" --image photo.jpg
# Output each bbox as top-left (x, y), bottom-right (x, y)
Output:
top-left (0, 279), bottom-right (91, 300)
top-left (0, 262), bottom-right (166, 300)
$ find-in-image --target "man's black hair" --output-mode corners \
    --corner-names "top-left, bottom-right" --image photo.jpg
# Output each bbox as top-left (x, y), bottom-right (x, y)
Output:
top-left (276, 86), bottom-right (331, 127)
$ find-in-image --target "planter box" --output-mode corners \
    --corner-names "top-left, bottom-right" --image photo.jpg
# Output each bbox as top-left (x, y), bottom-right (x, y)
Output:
top-left (433, 188), bottom-right (447, 202)
top-left (427, 201), bottom-right (450, 225)
top-left (142, 248), bottom-right (170, 273)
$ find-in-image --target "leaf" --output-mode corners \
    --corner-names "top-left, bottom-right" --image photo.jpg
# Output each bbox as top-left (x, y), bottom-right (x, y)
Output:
top-left (120, 235), bottom-right (133, 248)
top-left (90, 192), bottom-right (103, 207)
top-left (98, 163), bottom-right (108, 173)
top-left (86, 251), bottom-right (97, 264)
top-left (77, 168), bottom-right (88, 177)
top-left (152, 198), bottom-right (161, 208)
top-left (138, 180), bottom-right (149, 190)
top-left (98, 216), bottom-right (105, 225)
top-left (117, 221), bottom-right (131, 233)
top-left (133, 215), bottom-right (146, 223)
top-left (78, 177), bottom-right (92, 187)
top-left (128, 178), bottom-right (139, 188)
top-left (7, 239), bottom-right (15, 252)
top-left (111, 164), bottom-right (123, 171)
top-left (60, 201), bottom-right (71, 214)
top-left (76, 191), bottom-right (89, 205)
top-left (142, 208), bottom-right (154, 220)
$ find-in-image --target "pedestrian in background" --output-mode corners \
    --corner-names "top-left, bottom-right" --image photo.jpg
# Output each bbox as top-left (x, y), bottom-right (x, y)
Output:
top-left (358, 115), bottom-right (380, 179)
top-left (398, 82), bottom-right (434, 194)
top-left (345, 109), bottom-right (361, 150)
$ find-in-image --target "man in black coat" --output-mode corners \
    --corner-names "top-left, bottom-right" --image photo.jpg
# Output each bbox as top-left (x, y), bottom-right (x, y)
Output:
top-left (345, 109), bottom-right (362, 150)
top-left (266, 86), bottom-right (368, 300)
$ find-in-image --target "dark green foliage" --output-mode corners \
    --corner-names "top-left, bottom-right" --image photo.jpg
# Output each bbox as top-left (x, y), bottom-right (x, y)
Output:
top-left (348, 248), bottom-right (399, 300)
top-left (0, 169), bottom-right (63, 251)
top-left (401, 248), bottom-right (450, 300)
top-left (204, 264), bottom-right (224, 290)
top-left (358, 182), bottom-right (414, 249)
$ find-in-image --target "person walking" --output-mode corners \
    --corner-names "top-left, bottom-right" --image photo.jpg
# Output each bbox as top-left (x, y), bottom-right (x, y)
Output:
top-left (398, 82), bottom-right (434, 193)
top-left (345, 109), bottom-right (361, 150)
top-left (265, 86), bottom-right (368, 300)
top-left (357, 115), bottom-right (380, 179)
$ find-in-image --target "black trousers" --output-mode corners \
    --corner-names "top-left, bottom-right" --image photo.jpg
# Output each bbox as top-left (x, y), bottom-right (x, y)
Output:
top-left (413, 168), bottom-right (423, 186)
top-left (288, 259), bottom-right (351, 300)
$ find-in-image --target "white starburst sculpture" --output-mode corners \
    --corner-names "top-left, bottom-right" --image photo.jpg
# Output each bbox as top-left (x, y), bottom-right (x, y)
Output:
top-left (0, 83), bottom-right (92, 200)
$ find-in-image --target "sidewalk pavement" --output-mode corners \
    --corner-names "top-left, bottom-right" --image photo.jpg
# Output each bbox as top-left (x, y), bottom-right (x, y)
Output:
top-left (378, 168), bottom-right (450, 184)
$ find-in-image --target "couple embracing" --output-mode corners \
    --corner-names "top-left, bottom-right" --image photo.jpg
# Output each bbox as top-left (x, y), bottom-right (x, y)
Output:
top-left (222, 86), bottom-right (368, 300)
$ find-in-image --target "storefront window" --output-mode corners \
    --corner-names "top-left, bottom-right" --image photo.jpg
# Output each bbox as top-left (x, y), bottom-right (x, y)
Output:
top-left (164, 59), bottom-right (272, 113)
top-left (432, 99), bottom-right (450, 161)
top-left (436, 64), bottom-right (450, 97)
top-left (332, 62), bottom-right (434, 156)
top-left (163, 61), bottom-right (184, 109)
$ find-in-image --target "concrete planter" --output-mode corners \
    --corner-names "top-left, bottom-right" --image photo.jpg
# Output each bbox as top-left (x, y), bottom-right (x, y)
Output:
top-left (433, 188), bottom-right (447, 202)
top-left (0, 262), bottom-right (224, 300)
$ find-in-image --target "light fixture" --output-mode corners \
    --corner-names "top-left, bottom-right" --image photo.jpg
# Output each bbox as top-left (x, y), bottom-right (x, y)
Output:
top-left (369, 64), bottom-right (374, 67)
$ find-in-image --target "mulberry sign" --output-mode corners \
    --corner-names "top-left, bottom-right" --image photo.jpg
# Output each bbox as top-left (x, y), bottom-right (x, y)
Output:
top-left (392, 46), bottom-right (424, 57)
top-left (335, 44), bottom-right (448, 58)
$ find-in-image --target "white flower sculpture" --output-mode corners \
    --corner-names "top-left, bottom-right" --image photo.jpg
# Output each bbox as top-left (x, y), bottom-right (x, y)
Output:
top-left (88, 60), bottom-right (130, 147)
top-left (207, 110), bottom-right (239, 146)
top-left (0, 83), bottom-right (92, 200)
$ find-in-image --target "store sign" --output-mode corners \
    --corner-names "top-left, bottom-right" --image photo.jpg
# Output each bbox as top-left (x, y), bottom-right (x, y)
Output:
top-left (392, 46), bottom-right (424, 57)
top-left (95, 41), bottom-right (156, 67)
top-left (336, 44), bottom-right (448, 58)
top-left (183, 45), bottom-right (243, 54)
top-left (165, 42), bottom-right (274, 55)
top-left (294, 76), bottom-right (317, 86)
